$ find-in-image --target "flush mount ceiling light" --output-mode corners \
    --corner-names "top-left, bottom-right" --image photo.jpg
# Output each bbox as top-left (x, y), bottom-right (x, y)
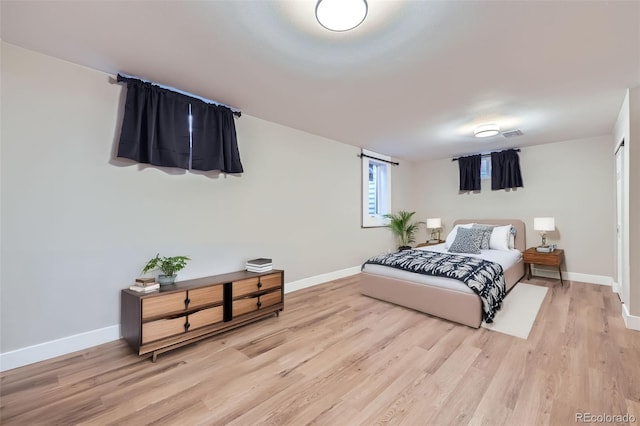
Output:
top-left (473, 124), bottom-right (501, 138)
top-left (316, 0), bottom-right (368, 32)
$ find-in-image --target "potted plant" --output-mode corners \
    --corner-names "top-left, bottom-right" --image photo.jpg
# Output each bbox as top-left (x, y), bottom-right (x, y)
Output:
top-left (142, 254), bottom-right (191, 286)
top-left (383, 211), bottom-right (424, 251)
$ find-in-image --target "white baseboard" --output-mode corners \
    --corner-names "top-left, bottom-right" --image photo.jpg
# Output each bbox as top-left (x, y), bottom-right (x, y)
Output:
top-left (1, 267), bottom-right (362, 372)
top-left (612, 281), bottom-right (620, 294)
top-left (622, 303), bottom-right (640, 331)
top-left (284, 266), bottom-right (361, 294)
top-left (4, 265), bottom-right (625, 371)
top-left (531, 268), bottom-right (612, 286)
top-left (0, 325), bottom-right (120, 372)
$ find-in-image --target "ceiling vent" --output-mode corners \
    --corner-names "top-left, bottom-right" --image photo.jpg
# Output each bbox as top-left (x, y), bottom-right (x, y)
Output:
top-left (502, 129), bottom-right (523, 138)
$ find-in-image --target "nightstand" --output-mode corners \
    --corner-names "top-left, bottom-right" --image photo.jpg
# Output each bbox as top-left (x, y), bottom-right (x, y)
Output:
top-left (523, 248), bottom-right (565, 286)
top-left (415, 240), bottom-right (445, 248)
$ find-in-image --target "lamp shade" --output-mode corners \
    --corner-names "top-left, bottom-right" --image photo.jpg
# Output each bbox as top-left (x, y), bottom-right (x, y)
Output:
top-left (316, 0), bottom-right (368, 32)
top-left (533, 217), bottom-right (555, 232)
top-left (426, 218), bottom-right (442, 229)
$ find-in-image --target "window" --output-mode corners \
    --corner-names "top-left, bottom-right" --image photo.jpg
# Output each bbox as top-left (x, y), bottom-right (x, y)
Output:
top-left (480, 156), bottom-right (491, 180)
top-left (362, 149), bottom-right (391, 227)
top-left (116, 74), bottom-right (243, 173)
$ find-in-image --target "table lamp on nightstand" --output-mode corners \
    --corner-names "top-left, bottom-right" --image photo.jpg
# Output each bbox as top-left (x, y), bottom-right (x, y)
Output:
top-left (534, 217), bottom-right (555, 252)
top-left (426, 218), bottom-right (442, 243)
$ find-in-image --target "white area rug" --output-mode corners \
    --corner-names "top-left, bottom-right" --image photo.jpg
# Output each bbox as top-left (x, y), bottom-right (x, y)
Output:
top-left (481, 283), bottom-right (548, 339)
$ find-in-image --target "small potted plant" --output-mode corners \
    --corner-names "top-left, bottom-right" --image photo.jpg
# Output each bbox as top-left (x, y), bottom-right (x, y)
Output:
top-left (142, 254), bottom-right (191, 286)
top-left (383, 211), bottom-right (424, 251)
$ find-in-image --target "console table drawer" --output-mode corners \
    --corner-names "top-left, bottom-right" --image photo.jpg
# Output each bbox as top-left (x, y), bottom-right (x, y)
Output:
top-left (260, 291), bottom-right (282, 308)
top-left (189, 285), bottom-right (223, 309)
top-left (189, 305), bottom-right (224, 330)
top-left (233, 274), bottom-right (282, 298)
top-left (233, 277), bottom-right (261, 298)
top-left (142, 292), bottom-right (187, 319)
top-left (232, 291), bottom-right (282, 317)
top-left (260, 273), bottom-right (282, 291)
top-left (142, 316), bottom-right (186, 344)
top-left (232, 297), bottom-right (260, 317)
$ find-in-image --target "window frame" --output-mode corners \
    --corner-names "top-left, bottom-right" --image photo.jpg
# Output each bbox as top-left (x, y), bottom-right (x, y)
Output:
top-left (480, 155), bottom-right (491, 180)
top-left (362, 149), bottom-right (392, 228)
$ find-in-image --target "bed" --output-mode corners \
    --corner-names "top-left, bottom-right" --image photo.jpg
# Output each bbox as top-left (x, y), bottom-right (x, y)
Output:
top-left (359, 219), bottom-right (526, 328)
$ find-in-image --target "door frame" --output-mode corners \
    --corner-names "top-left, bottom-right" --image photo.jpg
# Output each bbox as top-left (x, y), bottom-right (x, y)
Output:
top-left (615, 139), bottom-right (627, 305)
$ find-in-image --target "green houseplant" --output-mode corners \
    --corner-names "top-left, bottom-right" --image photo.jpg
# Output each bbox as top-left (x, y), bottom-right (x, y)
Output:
top-left (142, 254), bottom-right (191, 286)
top-left (384, 211), bottom-right (424, 251)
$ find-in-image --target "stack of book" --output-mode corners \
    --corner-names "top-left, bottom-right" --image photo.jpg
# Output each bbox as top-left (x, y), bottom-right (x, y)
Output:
top-left (129, 277), bottom-right (160, 293)
top-left (246, 258), bottom-right (273, 273)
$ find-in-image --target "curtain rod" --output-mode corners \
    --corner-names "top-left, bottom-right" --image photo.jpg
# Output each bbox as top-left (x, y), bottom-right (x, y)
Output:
top-left (359, 153), bottom-right (400, 166)
top-left (116, 74), bottom-right (242, 117)
top-left (451, 148), bottom-right (521, 162)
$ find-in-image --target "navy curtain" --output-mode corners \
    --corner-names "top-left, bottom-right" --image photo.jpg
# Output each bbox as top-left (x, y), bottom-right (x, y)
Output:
top-left (458, 154), bottom-right (481, 191)
top-left (491, 149), bottom-right (523, 190)
top-left (191, 100), bottom-right (243, 173)
top-left (116, 74), bottom-right (243, 173)
top-left (117, 76), bottom-right (191, 169)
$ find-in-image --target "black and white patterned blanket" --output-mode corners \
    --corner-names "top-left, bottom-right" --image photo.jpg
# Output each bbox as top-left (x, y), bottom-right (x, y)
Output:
top-left (363, 250), bottom-right (506, 323)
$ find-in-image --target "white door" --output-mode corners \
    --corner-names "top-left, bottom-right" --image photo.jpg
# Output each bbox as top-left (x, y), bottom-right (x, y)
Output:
top-left (616, 144), bottom-right (627, 304)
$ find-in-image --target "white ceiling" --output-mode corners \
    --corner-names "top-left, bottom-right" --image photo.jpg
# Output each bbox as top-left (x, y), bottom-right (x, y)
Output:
top-left (2, 0), bottom-right (639, 161)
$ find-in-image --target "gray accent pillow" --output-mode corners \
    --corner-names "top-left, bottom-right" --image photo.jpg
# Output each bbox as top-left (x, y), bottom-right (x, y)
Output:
top-left (448, 227), bottom-right (481, 254)
top-left (472, 224), bottom-right (495, 250)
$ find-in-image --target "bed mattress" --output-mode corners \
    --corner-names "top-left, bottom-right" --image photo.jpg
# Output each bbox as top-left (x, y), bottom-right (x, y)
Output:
top-left (361, 243), bottom-right (522, 294)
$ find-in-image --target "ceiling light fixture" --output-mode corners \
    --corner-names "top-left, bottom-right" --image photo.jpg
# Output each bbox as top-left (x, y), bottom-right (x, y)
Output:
top-left (473, 124), bottom-right (501, 138)
top-left (315, 0), bottom-right (368, 32)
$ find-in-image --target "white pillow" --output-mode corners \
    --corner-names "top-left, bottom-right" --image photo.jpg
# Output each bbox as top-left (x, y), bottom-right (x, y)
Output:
top-left (444, 223), bottom-right (474, 249)
top-left (489, 225), bottom-right (512, 251)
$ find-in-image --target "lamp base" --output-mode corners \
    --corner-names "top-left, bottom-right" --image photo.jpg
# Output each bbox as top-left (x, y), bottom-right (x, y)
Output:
top-left (536, 246), bottom-right (555, 253)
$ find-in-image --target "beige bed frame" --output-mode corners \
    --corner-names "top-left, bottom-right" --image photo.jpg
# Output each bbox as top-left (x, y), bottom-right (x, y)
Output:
top-left (359, 219), bottom-right (526, 328)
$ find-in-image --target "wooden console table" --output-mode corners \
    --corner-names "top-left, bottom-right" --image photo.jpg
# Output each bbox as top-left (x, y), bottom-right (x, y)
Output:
top-left (121, 269), bottom-right (284, 361)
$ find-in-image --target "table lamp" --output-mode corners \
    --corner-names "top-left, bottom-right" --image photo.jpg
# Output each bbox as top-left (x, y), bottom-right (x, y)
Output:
top-left (533, 217), bottom-right (555, 250)
top-left (426, 218), bottom-right (442, 243)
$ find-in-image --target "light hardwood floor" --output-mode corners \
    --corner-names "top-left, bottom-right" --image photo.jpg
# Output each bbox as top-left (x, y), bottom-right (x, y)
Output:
top-left (2, 275), bottom-right (639, 425)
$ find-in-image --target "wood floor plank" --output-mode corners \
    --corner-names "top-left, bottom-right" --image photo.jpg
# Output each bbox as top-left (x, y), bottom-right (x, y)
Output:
top-left (427, 366), bottom-right (491, 425)
top-left (359, 342), bottom-right (482, 425)
top-left (1, 276), bottom-right (639, 425)
top-left (507, 367), bottom-right (555, 425)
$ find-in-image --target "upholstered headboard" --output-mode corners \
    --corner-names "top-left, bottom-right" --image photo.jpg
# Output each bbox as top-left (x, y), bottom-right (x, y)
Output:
top-left (453, 219), bottom-right (526, 253)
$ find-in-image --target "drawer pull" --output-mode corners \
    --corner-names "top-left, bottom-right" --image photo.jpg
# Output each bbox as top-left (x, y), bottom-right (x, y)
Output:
top-left (257, 282), bottom-right (262, 289)
top-left (184, 298), bottom-right (191, 309)
top-left (257, 301), bottom-right (262, 308)
top-left (184, 322), bottom-right (190, 331)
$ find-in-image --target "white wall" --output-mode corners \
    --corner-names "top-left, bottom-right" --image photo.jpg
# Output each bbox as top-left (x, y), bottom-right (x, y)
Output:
top-left (411, 137), bottom-right (615, 280)
top-left (0, 43), bottom-right (414, 357)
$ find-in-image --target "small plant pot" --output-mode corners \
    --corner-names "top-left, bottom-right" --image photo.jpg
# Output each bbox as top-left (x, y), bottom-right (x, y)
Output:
top-left (398, 246), bottom-right (412, 251)
top-left (158, 274), bottom-right (177, 286)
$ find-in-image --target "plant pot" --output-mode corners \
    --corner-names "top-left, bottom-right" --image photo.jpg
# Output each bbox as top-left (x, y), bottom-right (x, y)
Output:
top-left (398, 246), bottom-right (412, 251)
top-left (158, 274), bottom-right (177, 286)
